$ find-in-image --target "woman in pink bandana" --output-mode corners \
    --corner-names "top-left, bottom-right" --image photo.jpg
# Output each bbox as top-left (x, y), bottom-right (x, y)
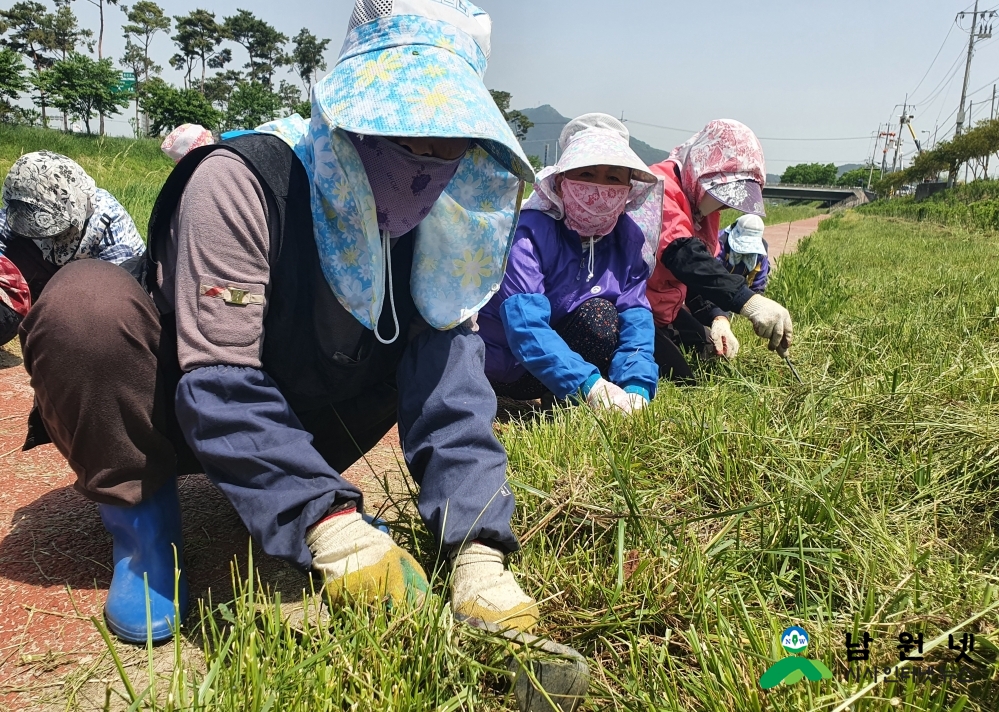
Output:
top-left (647, 119), bottom-right (794, 381)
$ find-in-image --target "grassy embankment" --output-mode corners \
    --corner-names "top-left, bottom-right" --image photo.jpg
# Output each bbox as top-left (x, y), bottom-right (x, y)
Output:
top-left (0, 125), bottom-right (173, 238)
top-left (4, 128), bottom-right (999, 710)
top-left (720, 203), bottom-right (826, 229)
top-left (859, 180), bottom-right (999, 233)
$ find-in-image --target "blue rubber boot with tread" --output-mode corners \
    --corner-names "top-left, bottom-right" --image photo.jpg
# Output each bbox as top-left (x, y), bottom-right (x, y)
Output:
top-left (98, 478), bottom-right (189, 644)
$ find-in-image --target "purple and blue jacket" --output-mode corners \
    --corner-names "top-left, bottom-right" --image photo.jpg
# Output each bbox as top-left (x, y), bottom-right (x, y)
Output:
top-left (478, 209), bottom-right (658, 400)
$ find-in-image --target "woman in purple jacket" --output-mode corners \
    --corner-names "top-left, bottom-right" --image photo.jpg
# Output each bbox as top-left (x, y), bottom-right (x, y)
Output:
top-left (478, 114), bottom-right (664, 414)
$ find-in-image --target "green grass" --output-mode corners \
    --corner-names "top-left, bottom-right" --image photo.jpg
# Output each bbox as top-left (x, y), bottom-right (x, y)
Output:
top-left (87, 209), bottom-right (999, 710)
top-left (0, 125), bottom-right (174, 238)
top-left (859, 180), bottom-right (999, 234)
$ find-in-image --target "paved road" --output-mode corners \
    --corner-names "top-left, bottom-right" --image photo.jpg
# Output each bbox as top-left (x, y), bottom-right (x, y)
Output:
top-left (0, 214), bottom-right (828, 709)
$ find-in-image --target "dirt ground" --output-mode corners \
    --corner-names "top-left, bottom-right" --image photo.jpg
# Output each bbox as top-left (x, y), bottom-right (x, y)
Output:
top-left (0, 215), bottom-right (824, 710)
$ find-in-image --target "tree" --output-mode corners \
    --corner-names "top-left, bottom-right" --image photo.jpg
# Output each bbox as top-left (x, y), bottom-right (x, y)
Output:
top-left (202, 68), bottom-right (241, 113)
top-left (0, 47), bottom-right (29, 122)
top-left (489, 89), bottom-right (533, 141)
top-left (0, 2), bottom-right (55, 126)
top-left (172, 9), bottom-right (225, 92)
top-left (82, 0), bottom-right (119, 133)
top-left (223, 80), bottom-right (279, 130)
top-left (47, 0), bottom-right (93, 130)
top-left (836, 165), bottom-right (875, 188)
top-left (49, 0), bottom-right (93, 60)
top-left (276, 79), bottom-right (300, 114)
top-left (43, 51), bottom-right (129, 134)
top-left (138, 76), bottom-right (220, 135)
top-left (223, 9), bottom-right (287, 87)
top-left (121, 0), bottom-right (169, 135)
top-left (780, 162), bottom-right (838, 185)
top-left (289, 28), bottom-right (328, 94)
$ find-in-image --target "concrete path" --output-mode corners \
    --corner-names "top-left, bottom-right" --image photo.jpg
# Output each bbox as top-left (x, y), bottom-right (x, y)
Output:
top-left (765, 214), bottom-right (829, 259)
top-left (0, 214), bottom-right (828, 709)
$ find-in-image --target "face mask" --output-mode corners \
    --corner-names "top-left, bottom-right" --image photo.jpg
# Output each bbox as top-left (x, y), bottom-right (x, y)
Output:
top-left (348, 132), bottom-right (464, 238)
top-left (728, 251), bottom-right (759, 271)
top-left (560, 179), bottom-right (630, 237)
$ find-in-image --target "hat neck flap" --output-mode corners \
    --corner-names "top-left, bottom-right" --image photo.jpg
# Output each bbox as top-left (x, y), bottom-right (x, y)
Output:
top-left (256, 114), bottom-right (524, 330)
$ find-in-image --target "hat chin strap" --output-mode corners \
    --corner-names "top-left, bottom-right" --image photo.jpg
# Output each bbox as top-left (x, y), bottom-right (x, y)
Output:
top-left (373, 230), bottom-right (401, 346)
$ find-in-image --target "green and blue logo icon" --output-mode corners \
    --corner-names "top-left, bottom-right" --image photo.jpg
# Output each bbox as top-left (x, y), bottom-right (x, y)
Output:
top-left (759, 626), bottom-right (834, 689)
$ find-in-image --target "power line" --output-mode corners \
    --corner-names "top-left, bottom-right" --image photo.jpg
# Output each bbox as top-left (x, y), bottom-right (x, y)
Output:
top-left (627, 119), bottom-right (870, 141)
top-left (911, 48), bottom-right (967, 108)
top-left (909, 20), bottom-right (959, 99)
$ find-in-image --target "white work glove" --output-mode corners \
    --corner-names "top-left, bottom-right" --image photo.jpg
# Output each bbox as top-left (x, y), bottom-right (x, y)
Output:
top-left (710, 316), bottom-right (740, 359)
top-left (740, 295), bottom-right (793, 354)
top-left (625, 392), bottom-right (649, 412)
top-left (585, 378), bottom-right (632, 413)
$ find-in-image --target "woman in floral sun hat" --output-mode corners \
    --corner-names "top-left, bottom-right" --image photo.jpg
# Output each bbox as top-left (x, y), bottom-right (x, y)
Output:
top-left (646, 120), bottom-right (794, 381)
top-left (479, 113), bottom-right (663, 414)
top-left (16, 0), bottom-right (542, 648)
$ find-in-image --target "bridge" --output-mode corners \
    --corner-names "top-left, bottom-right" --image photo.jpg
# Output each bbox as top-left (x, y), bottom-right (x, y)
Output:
top-left (762, 184), bottom-right (875, 207)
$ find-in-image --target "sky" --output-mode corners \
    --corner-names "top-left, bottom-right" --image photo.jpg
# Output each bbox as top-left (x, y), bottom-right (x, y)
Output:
top-left (72, 0), bottom-right (999, 172)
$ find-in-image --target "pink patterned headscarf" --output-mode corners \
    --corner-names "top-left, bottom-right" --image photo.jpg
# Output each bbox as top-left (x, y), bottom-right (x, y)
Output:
top-left (668, 119), bottom-right (765, 212)
top-left (160, 124), bottom-right (215, 163)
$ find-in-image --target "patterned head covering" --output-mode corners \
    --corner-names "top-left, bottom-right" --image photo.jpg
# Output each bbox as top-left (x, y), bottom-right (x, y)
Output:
top-left (525, 114), bottom-right (664, 272)
top-left (668, 120), bottom-right (766, 217)
top-left (161, 124), bottom-right (215, 163)
top-left (322, 0), bottom-right (532, 182)
top-left (256, 0), bottom-right (534, 333)
top-left (2, 151), bottom-right (96, 239)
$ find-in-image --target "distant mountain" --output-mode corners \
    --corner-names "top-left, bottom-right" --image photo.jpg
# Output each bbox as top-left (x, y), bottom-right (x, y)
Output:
top-left (518, 105), bottom-right (671, 168)
top-left (836, 163), bottom-right (863, 177)
top-left (767, 173), bottom-right (782, 185)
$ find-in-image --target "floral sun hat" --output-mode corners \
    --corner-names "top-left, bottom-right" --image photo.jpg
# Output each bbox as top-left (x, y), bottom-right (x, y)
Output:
top-left (321, 0), bottom-right (533, 182)
top-left (256, 0), bottom-right (534, 334)
top-left (525, 113), bottom-right (665, 273)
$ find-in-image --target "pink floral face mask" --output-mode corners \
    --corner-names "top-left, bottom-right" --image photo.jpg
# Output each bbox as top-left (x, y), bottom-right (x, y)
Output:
top-left (560, 179), bottom-right (630, 237)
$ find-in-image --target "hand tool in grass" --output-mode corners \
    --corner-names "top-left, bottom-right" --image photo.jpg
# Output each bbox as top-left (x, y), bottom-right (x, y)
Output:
top-left (781, 352), bottom-right (804, 384)
top-left (463, 617), bottom-right (589, 712)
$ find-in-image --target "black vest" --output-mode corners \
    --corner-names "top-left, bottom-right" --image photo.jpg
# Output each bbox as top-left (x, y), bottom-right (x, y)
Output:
top-left (146, 133), bottom-right (418, 413)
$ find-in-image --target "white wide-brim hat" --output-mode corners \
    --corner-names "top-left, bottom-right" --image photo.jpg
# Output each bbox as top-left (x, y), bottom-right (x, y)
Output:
top-left (728, 214), bottom-right (767, 255)
top-left (552, 113), bottom-right (656, 183)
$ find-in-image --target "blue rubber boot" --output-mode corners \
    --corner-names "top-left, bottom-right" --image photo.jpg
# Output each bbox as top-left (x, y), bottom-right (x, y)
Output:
top-left (98, 478), bottom-right (189, 644)
top-left (362, 513), bottom-right (390, 535)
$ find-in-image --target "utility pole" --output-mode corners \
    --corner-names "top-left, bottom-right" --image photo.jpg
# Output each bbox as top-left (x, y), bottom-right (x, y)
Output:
top-left (987, 85), bottom-right (997, 178)
top-left (868, 123), bottom-right (882, 189)
top-left (893, 98), bottom-right (915, 173)
top-left (543, 144), bottom-right (549, 168)
top-left (880, 128), bottom-right (895, 178)
top-left (951, 0), bottom-right (997, 185)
